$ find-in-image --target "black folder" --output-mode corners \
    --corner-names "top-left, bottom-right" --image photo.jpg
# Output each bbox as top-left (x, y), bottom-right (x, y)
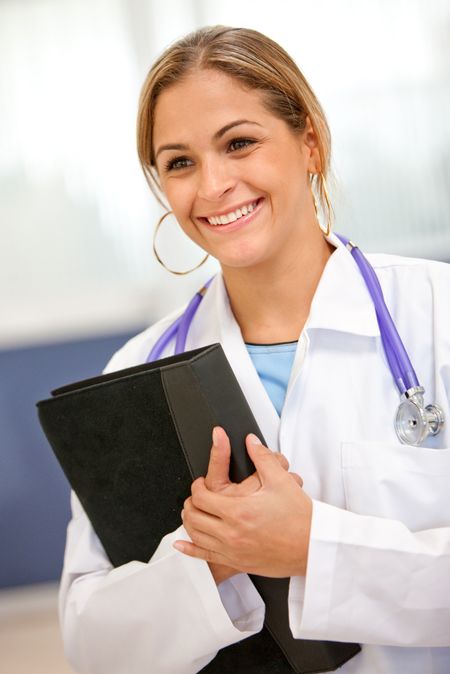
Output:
top-left (37, 343), bottom-right (360, 673)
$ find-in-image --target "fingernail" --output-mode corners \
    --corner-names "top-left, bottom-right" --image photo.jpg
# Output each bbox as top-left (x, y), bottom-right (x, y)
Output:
top-left (173, 542), bottom-right (185, 553)
top-left (248, 433), bottom-right (262, 445)
top-left (212, 427), bottom-right (220, 446)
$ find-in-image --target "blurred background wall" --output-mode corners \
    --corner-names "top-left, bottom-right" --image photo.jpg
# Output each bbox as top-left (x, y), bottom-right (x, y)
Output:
top-left (1, 0), bottom-right (449, 589)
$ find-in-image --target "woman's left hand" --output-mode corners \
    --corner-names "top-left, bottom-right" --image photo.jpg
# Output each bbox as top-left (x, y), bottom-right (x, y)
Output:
top-left (174, 435), bottom-right (312, 577)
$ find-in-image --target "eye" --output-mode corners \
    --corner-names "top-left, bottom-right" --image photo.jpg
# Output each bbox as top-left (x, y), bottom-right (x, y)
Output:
top-left (164, 156), bottom-right (193, 172)
top-left (227, 137), bottom-right (257, 152)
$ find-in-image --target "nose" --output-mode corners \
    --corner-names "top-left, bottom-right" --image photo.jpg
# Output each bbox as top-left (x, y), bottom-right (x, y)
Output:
top-left (196, 156), bottom-right (236, 202)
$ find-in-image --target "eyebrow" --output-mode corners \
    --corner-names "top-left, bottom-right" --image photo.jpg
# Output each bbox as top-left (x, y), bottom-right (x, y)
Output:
top-left (154, 119), bottom-right (263, 160)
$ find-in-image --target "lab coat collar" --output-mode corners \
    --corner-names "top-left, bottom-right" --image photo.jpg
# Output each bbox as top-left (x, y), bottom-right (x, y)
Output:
top-left (306, 231), bottom-right (381, 337)
top-left (193, 232), bottom-right (380, 449)
top-left (209, 231), bottom-right (381, 339)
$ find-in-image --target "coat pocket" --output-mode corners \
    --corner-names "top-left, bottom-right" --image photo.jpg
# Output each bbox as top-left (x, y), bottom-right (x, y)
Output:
top-left (341, 441), bottom-right (450, 531)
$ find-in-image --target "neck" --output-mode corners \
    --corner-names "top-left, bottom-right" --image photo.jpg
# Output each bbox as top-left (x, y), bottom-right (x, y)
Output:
top-left (221, 230), bottom-right (335, 344)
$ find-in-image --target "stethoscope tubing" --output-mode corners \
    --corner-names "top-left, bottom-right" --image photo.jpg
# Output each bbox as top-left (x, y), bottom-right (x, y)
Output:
top-left (148, 234), bottom-right (421, 397)
top-left (148, 278), bottom-right (214, 361)
top-left (335, 234), bottom-right (419, 393)
top-left (146, 233), bottom-right (444, 446)
top-left (147, 314), bottom-right (183, 362)
top-left (149, 236), bottom-right (420, 395)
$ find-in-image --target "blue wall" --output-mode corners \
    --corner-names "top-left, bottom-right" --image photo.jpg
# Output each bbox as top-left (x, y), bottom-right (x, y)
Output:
top-left (0, 330), bottom-right (141, 588)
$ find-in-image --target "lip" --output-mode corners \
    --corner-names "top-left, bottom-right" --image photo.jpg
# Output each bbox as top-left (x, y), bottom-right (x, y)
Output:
top-left (197, 197), bottom-right (265, 233)
top-left (198, 197), bottom-right (262, 220)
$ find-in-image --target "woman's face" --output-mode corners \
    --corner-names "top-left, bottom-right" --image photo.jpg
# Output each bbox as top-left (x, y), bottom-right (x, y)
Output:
top-left (153, 69), bottom-right (320, 270)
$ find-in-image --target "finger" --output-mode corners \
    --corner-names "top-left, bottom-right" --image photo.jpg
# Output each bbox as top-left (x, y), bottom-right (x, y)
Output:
top-left (191, 478), bottom-right (233, 518)
top-left (182, 500), bottom-right (222, 533)
top-left (289, 472), bottom-right (304, 487)
top-left (182, 523), bottom-right (224, 554)
top-left (190, 476), bottom-right (206, 494)
top-left (234, 471), bottom-right (261, 494)
top-left (245, 434), bottom-right (286, 486)
top-left (173, 540), bottom-right (236, 568)
top-left (204, 427), bottom-right (231, 492)
top-left (274, 452), bottom-right (289, 471)
top-left (228, 453), bottom-right (289, 496)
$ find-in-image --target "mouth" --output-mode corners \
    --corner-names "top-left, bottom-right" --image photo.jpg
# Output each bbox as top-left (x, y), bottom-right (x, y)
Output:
top-left (197, 197), bottom-right (265, 229)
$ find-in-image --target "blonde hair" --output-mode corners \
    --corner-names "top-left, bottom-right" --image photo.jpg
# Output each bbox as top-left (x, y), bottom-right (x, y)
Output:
top-left (137, 25), bottom-right (332, 218)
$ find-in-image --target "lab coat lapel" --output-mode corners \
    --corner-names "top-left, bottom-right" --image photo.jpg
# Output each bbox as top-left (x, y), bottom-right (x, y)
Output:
top-left (286, 234), bottom-right (381, 393)
top-left (221, 328), bottom-right (281, 452)
top-left (192, 275), bottom-right (281, 452)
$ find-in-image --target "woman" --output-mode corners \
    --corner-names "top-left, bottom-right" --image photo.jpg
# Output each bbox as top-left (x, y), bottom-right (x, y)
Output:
top-left (59, 26), bottom-right (450, 674)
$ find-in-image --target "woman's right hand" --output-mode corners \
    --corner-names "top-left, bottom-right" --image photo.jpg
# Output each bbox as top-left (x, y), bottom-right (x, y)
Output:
top-left (182, 426), bottom-right (302, 585)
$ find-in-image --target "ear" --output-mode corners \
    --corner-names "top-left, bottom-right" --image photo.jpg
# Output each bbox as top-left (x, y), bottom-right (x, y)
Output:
top-left (302, 116), bottom-right (322, 174)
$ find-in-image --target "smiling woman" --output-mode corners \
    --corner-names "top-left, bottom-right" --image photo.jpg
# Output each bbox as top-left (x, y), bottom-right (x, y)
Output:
top-left (58, 24), bottom-right (450, 674)
top-left (140, 29), bottom-right (335, 343)
top-left (151, 69), bottom-right (328, 290)
top-left (138, 26), bottom-right (331, 226)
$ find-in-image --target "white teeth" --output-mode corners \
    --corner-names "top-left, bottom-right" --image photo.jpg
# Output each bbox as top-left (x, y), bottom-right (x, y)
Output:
top-left (206, 199), bottom-right (259, 225)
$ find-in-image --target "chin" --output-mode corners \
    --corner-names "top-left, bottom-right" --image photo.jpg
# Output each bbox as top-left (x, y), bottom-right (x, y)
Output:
top-left (217, 247), bottom-right (270, 271)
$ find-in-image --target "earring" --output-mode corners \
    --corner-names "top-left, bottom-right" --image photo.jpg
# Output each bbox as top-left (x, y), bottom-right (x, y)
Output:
top-left (153, 211), bottom-right (209, 275)
top-left (310, 172), bottom-right (332, 237)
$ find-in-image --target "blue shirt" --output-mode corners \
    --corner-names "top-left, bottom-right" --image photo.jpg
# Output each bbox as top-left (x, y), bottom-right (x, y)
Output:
top-left (245, 341), bottom-right (298, 416)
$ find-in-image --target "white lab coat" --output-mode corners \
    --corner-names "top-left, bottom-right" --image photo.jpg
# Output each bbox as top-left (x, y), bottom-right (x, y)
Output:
top-left (59, 233), bottom-right (450, 674)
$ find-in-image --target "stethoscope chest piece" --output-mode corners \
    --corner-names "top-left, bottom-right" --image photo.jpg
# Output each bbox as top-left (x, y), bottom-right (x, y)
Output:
top-left (395, 387), bottom-right (445, 446)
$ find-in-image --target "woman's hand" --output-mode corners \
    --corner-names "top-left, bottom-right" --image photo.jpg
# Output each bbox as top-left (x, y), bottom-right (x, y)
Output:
top-left (181, 427), bottom-right (296, 585)
top-left (175, 427), bottom-right (311, 579)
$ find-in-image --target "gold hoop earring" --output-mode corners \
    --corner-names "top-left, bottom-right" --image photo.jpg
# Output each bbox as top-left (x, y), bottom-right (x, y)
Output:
top-left (310, 172), bottom-right (332, 237)
top-left (153, 211), bottom-right (209, 276)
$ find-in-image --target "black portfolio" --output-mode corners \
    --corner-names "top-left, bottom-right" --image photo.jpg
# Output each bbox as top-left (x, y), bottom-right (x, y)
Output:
top-left (37, 343), bottom-right (360, 673)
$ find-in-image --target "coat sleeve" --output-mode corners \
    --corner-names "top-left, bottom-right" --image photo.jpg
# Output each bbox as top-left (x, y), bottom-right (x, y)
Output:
top-left (59, 493), bottom-right (265, 674)
top-left (288, 500), bottom-right (450, 647)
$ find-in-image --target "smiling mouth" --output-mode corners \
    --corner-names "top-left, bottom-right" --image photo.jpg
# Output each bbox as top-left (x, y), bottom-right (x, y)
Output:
top-left (198, 198), bottom-right (264, 226)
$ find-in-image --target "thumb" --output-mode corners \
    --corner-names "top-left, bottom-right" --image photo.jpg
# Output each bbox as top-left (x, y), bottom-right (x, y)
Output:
top-left (205, 426), bottom-right (231, 492)
top-left (245, 433), bottom-right (284, 485)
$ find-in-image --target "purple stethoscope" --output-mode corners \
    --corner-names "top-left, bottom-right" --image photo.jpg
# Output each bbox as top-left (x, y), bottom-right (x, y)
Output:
top-left (147, 234), bottom-right (444, 446)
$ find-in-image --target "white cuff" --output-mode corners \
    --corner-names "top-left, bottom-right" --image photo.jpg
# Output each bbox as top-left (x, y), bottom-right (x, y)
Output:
top-left (288, 499), bottom-right (341, 639)
top-left (155, 526), bottom-right (265, 642)
top-left (289, 499), bottom-right (450, 647)
top-left (218, 573), bottom-right (265, 632)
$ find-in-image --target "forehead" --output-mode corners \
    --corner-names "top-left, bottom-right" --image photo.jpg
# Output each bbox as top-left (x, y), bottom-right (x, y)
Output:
top-left (153, 69), bottom-right (272, 144)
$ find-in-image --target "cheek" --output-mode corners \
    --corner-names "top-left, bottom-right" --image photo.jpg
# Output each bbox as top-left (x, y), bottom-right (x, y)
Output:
top-left (252, 154), bottom-right (299, 200)
top-left (271, 158), bottom-right (307, 206)
top-left (164, 182), bottom-right (195, 220)
top-left (167, 191), bottom-right (202, 243)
